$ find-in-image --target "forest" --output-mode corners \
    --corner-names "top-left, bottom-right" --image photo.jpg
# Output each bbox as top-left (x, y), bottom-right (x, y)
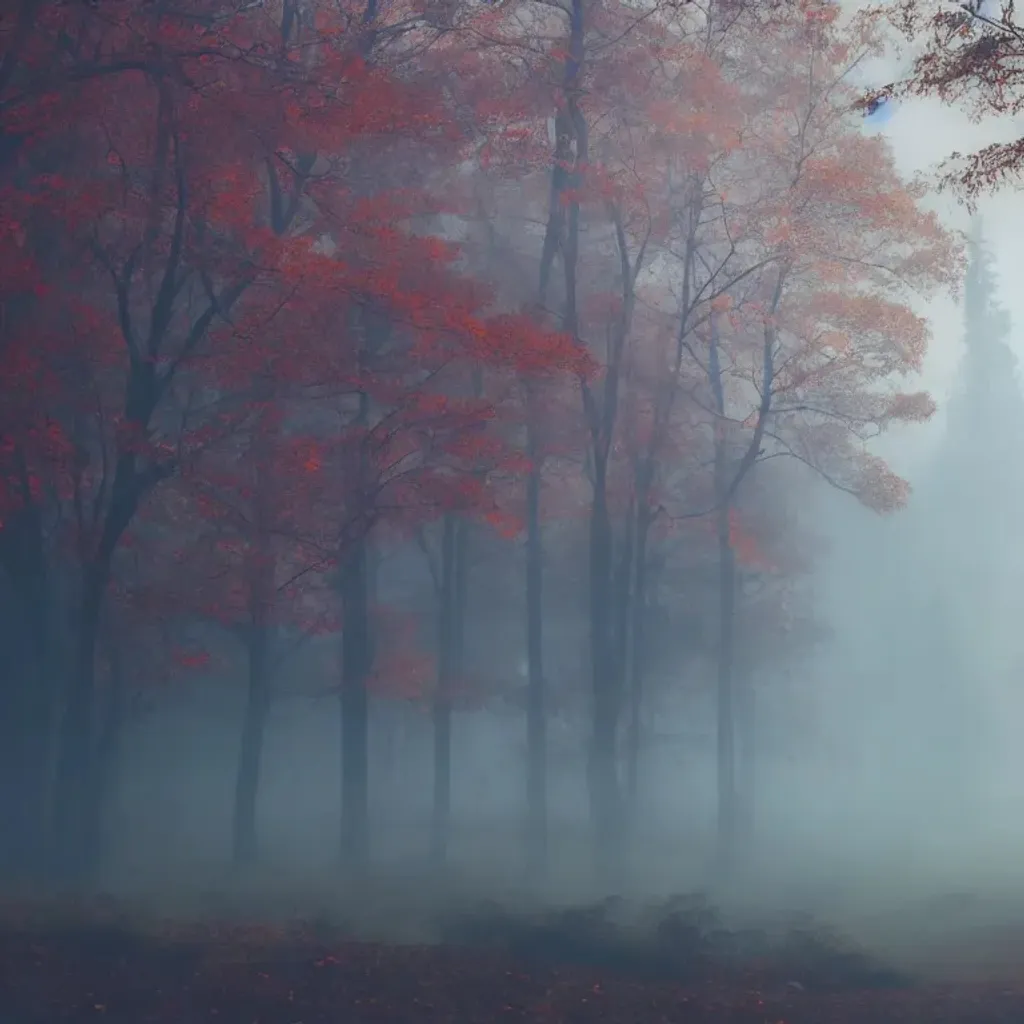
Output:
top-left (2, 0), bottom-right (1024, 1021)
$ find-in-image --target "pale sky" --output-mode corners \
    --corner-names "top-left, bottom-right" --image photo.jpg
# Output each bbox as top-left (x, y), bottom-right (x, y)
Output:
top-left (851, 6), bottom-right (1024, 474)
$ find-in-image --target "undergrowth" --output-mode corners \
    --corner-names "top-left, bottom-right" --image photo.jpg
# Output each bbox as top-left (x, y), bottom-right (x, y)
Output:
top-left (441, 893), bottom-right (909, 991)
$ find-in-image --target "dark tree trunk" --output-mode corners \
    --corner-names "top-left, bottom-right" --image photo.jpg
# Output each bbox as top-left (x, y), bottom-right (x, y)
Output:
top-left (231, 425), bottom-right (277, 868)
top-left (0, 593), bottom-right (50, 880)
top-left (0, 524), bottom-right (50, 884)
top-left (587, 456), bottom-right (624, 884)
top-left (89, 622), bottom-right (126, 872)
top-left (524, 419), bottom-right (548, 877)
top-left (340, 533), bottom-right (371, 870)
top-left (431, 698), bottom-right (452, 866)
top-left (625, 507), bottom-right (651, 811)
top-left (709, 311), bottom-right (739, 877)
top-left (735, 666), bottom-right (756, 852)
top-left (714, 503), bottom-right (738, 874)
top-left (233, 621), bottom-right (271, 865)
top-left (51, 560), bottom-right (108, 883)
top-left (51, 442), bottom-right (168, 884)
top-left (431, 514), bottom-right (461, 867)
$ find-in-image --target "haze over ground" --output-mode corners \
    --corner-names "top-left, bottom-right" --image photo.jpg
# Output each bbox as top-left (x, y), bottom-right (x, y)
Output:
top-left (807, 1), bottom-right (1024, 928)
top-left (4, 0), bottom-right (1024, 988)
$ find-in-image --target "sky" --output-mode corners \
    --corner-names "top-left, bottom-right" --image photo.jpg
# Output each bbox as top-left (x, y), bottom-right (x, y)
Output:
top-left (854, 8), bottom-right (1024, 474)
top-left (805, 10), bottom-right (1024, 873)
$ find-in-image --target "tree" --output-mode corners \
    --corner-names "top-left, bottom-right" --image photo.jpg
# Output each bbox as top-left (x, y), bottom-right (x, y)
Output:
top-left (0, 0), bottom-right (579, 882)
top-left (174, 414), bottom-right (335, 866)
top-left (864, 218), bottom-right (1024, 837)
top-left (667, 0), bottom-right (960, 871)
top-left (869, 0), bottom-right (1024, 200)
top-left (0, 191), bottom-right (65, 878)
top-left (0, 0), bottom-right (964, 897)
top-left (460, 0), bottom-right (697, 881)
top-left (434, 0), bottom-right (958, 881)
top-left (0, 0), bottom-right (316, 880)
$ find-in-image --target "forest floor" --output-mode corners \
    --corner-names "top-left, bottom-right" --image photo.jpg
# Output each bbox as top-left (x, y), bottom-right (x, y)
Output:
top-left (3, 891), bottom-right (1024, 1024)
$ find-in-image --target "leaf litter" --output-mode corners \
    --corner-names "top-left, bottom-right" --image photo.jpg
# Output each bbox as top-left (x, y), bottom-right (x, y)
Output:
top-left (2, 895), bottom-right (1023, 1024)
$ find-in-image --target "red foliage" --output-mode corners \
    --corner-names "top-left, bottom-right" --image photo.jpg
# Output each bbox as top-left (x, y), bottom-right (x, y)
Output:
top-left (0, 0), bottom-right (587, 715)
top-left (0, 0), bottom-right (960, 757)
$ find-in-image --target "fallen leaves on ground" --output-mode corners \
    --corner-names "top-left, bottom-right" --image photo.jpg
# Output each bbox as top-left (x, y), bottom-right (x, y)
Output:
top-left (2, 920), bottom-right (1024, 1024)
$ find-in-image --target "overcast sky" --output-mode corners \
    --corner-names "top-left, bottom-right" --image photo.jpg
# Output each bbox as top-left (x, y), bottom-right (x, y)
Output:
top-left (839, 0), bottom-right (1024, 468)
top-left (851, 6), bottom-right (1024, 473)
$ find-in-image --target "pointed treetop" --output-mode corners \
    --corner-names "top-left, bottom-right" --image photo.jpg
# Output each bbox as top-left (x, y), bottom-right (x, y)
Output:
top-left (941, 211), bottom-right (1019, 469)
top-left (966, 213), bottom-right (985, 251)
top-left (962, 215), bottom-right (1008, 343)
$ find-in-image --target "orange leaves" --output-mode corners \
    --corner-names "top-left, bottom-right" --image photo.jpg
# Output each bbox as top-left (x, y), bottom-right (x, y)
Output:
top-left (478, 125), bottom-right (550, 174)
top-left (761, 216), bottom-right (794, 248)
top-left (728, 508), bottom-right (777, 572)
top-left (883, 390), bottom-right (936, 425)
top-left (300, 445), bottom-right (323, 474)
top-left (854, 453), bottom-right (911, 514)
top-left (560, 162), bottom-right (636, 208)
top-left (170, 647), bottom-right (212, 672)
top-left (484, 507), bottom-right (523, 540)
top-left (470, 313), bottom-right (594, 378)
top-left (796, 291), bottom-right (931, 375)
top-left (365, 606), bottom-right (434, 701)
top-left (201, 164), bottom-right (264, 234)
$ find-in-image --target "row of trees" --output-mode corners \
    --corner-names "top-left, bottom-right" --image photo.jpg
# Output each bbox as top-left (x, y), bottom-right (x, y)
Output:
top-left (0, 0), bottom-right (960, 888)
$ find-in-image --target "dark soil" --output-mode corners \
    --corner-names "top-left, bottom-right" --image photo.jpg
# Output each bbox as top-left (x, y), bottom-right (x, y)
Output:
top-left (2, 900), bottom-right (1023, 1024)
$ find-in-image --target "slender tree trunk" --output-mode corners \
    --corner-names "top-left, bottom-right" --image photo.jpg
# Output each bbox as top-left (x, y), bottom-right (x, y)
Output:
top-left (625, 507), bottom-right (651, 811)
top-left (714, 503), bottom-right (738, 874)
top-left (606, 504), bottom-right (635, 873)
top-left (51, 560), bottom-right (108, 883)
top-left (340, 532), bottom-right (371, 870)
top-left (524, 411), bottom-right (548, 876)
top-left (707, 307), bottom-right (741, 876)
top-left (611, 503), bottom-right (634, 708)
top-left (431, 514), bottom-right (462, 867)
top-left (233, 621), bottom-right (271, 865)
top-left (587, 456), bottom-right (624, 884)
top-left (51, 443), bottom-right (171, 883)
top-left (431, 697), bottom-right (452, 866)
top-left (735, 665), bottom-right (756, 852)
top-left (89, 622), bottom-right (125, 872)
top-left (0, 551), bottom-right (51, 880)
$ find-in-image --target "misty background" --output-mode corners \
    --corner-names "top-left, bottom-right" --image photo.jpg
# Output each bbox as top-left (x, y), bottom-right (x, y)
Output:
top-left (5, 1), bottom-right (1024, 976)
top-left (115, 96), bottom-right (1024, 901)
top-left (106, 212), bottom-right (1024, 922)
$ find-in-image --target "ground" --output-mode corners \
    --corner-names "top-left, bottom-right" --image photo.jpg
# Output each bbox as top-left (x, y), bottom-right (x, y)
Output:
top-left (3, 896), bottom-right (1024, 1024)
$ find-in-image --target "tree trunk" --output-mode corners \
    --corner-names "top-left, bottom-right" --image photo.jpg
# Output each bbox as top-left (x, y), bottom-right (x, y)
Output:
top-left (88, 621), bottom-right (126, 874)
top-left (714, 504), bottom-right (738, 874)
top-left (625, 507), bottom-right (651, 812)
top-left (51, 437), bottom-right (172, 882)
top-left (587, 456), bottom-right (624, 884)
top-left (431, 698), bottom-right (452, 866)
top-left (51, 561), bottom-right (108, 883)
top-left (233, 621), bottom-right (271, 865)
top-left (524, 416), bottom-right (548, 877)
top-left (707, 305), bottom-right (742, 877)
top-left (0, 555), bottom-right (51, 880)
top-left (431, 513), bottom-right (461, 867)
top-left (735, 665), bottom-right (756, 852)
top-left (340, 533), bottom-right (371, 870)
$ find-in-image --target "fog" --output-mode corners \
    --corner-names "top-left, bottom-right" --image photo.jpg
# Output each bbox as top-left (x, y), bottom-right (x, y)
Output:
top-left (7, 0), bottom-right (1024, 989)
top-left (101, 216), bottom-right (1024, 977)
top-left (100, 219), bottom-right (1024, 960)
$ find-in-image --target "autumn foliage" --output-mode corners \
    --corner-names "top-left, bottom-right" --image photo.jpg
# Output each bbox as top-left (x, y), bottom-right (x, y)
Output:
top-left (867, 0), bottom-right (1024, 199)
top-left (0, 0), bottom-right (959, 884)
